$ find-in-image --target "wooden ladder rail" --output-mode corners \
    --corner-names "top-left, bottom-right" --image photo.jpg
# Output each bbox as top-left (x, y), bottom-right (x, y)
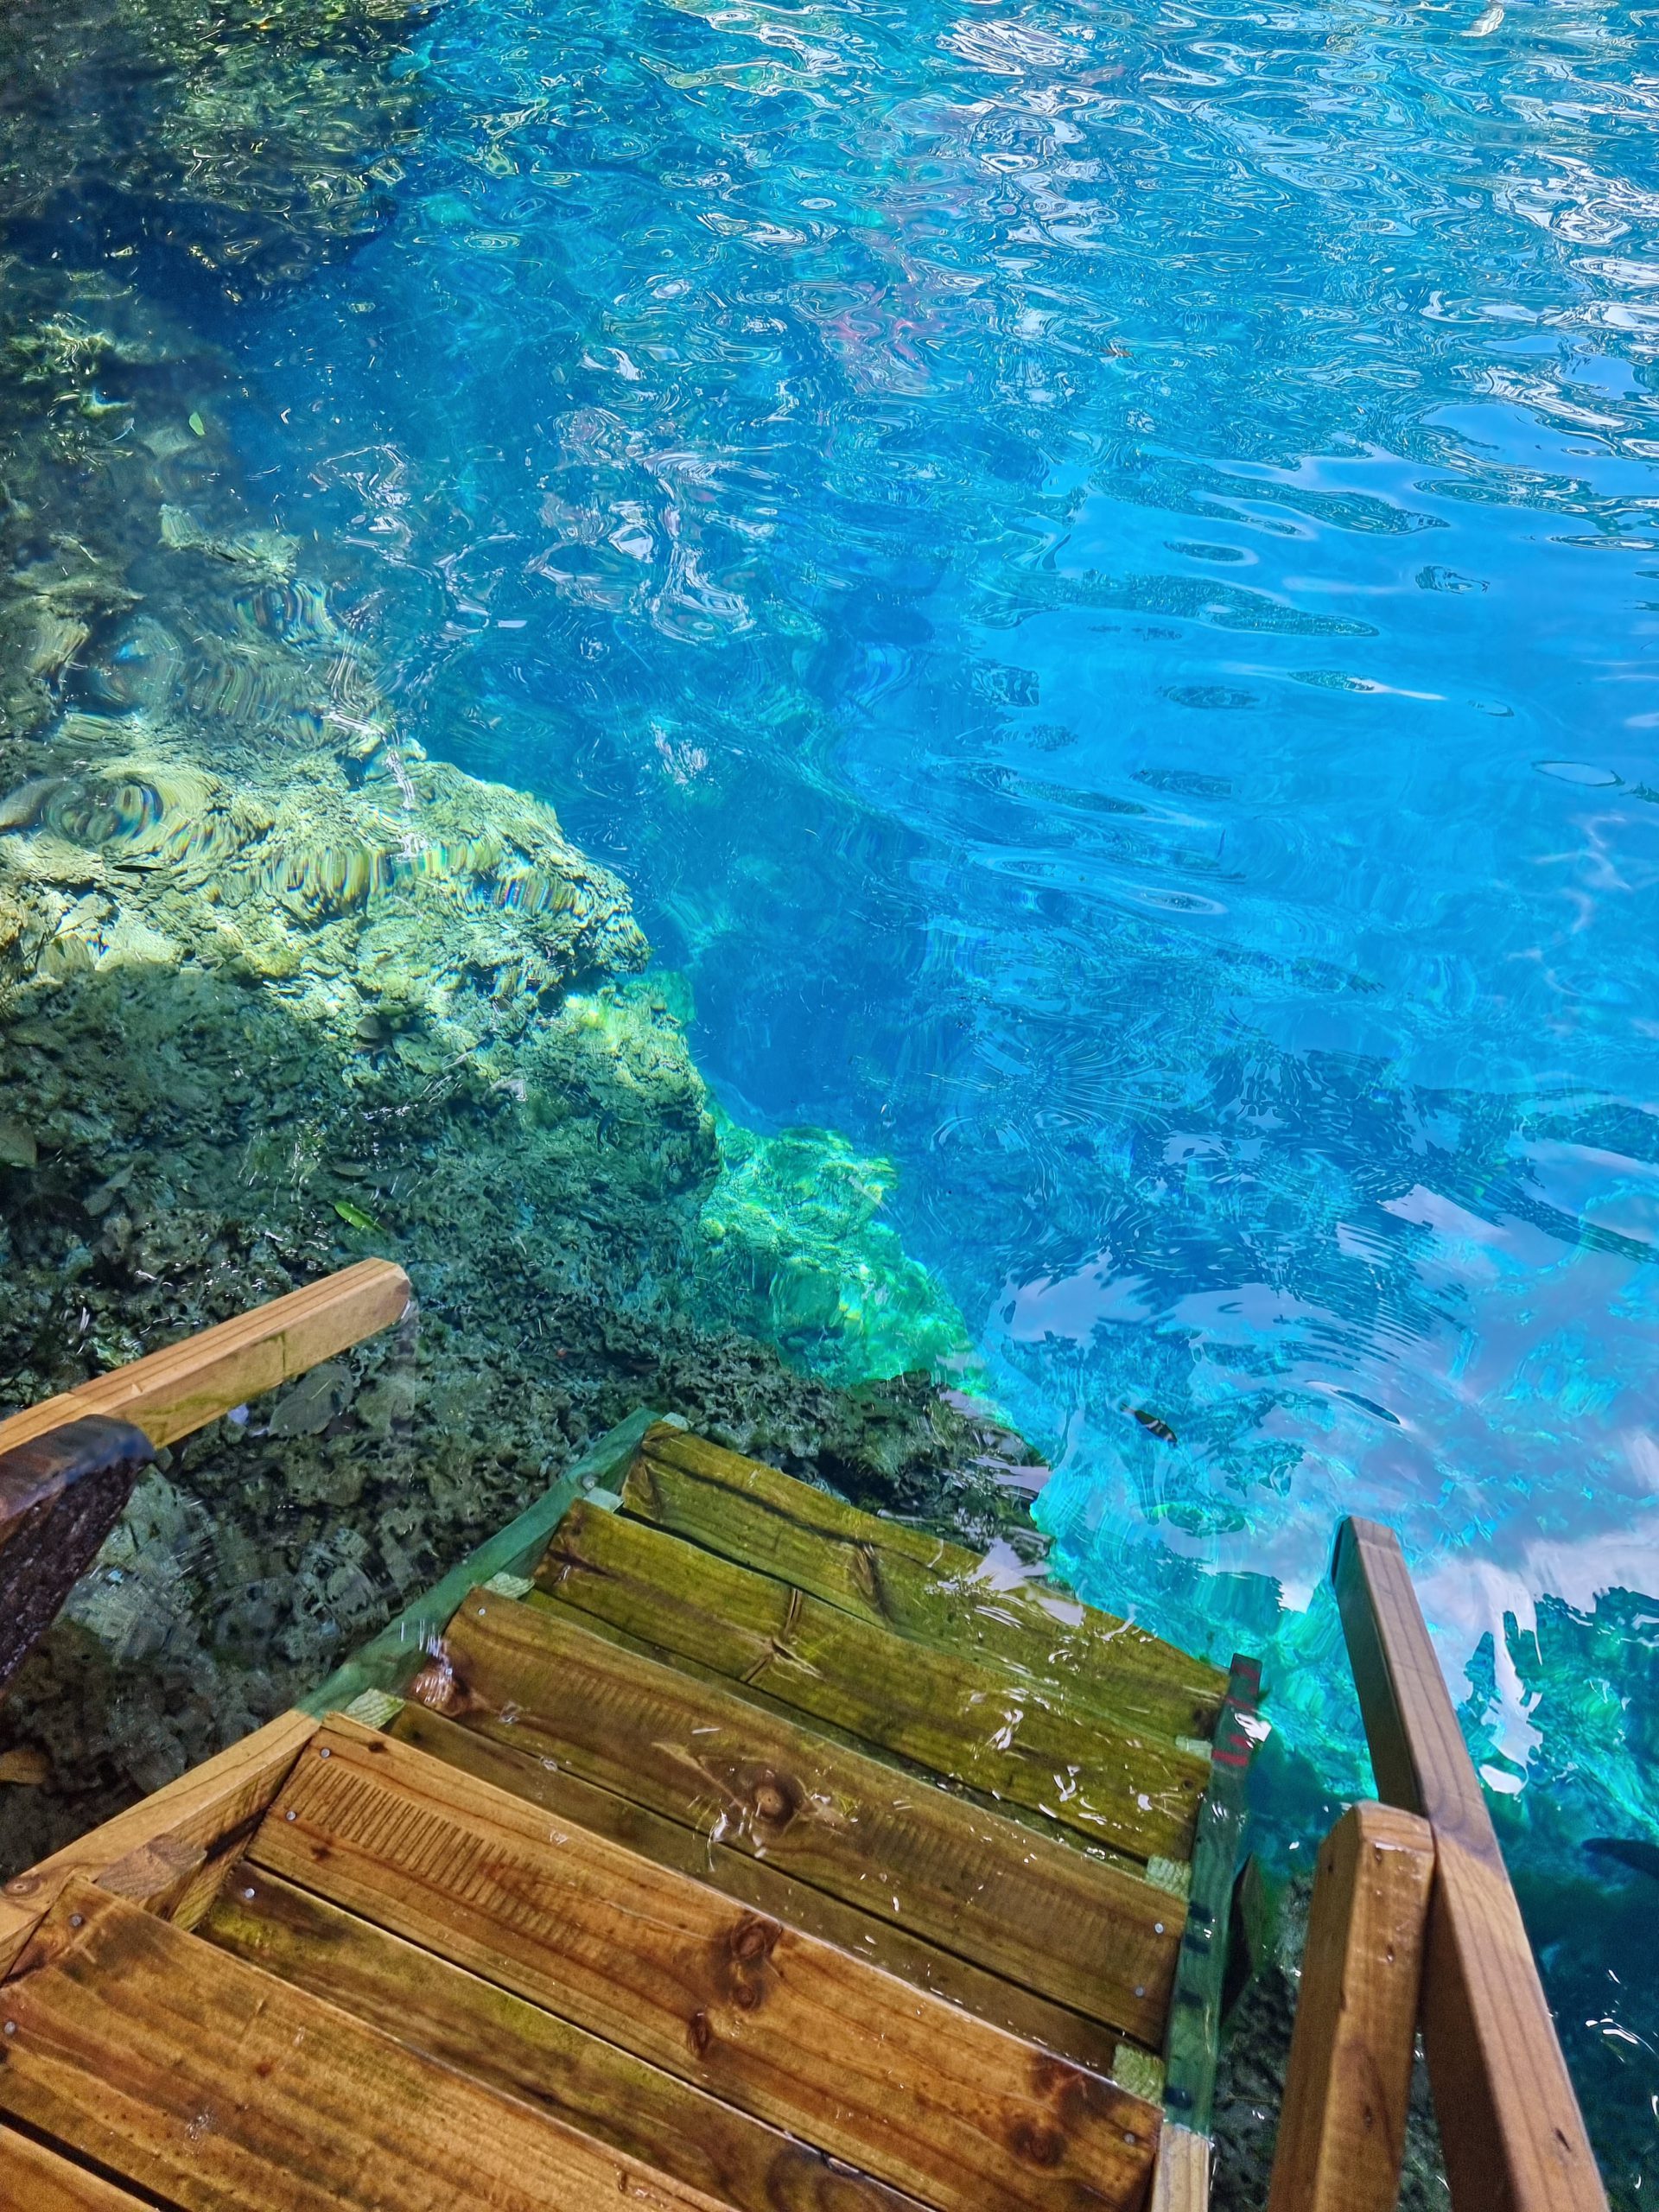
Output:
top-left (1313, 1516), bottom-right (1609, 2212)
top-left (0, 1260), bottom-right (412, 1694)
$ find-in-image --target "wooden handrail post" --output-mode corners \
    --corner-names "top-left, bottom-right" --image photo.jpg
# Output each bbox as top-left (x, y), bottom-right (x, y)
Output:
top-left (1266, 1802), bottom-right (1434, 2212)
top-left (1332, 1517), bottom-right (1607, 2212)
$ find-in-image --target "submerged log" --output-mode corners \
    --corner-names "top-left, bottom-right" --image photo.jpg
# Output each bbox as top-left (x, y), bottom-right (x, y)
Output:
top-left (0, 1415), bottom-right (156, 1693)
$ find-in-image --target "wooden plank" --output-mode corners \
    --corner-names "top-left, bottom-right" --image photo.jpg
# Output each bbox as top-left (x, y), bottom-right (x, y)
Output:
top-left (1148, 2122), bottom-right (1210, 2212)
top-left (0, 1879), bottom-right (730, 2212)
top-left (630, 1427), bottom-right (1227, 1739)
top-left (202, 1861), bottom-right (923, 2212)
top-left (1332, 1518), bottom-right (1607, 2212)
top-left (386, 1697), bottom-right (1132, 2077)
top-left (0, 1708), bottom-right (317, 1977)
top-left (1160, 1657), bottom-right (1261, 2139)
top-left (540, 1499), bottom-right (1209, 1863)
top-left (251, 1717), bottom-right (1160, 2212)
top-left (0, 2128), bottom-right (154, 2209)
top-left (0, 1417), bottom-right (156, 1693)
top-left (423, 1587), bottom-right (1182, 2044)
top-left (1265, 1802), bottom-right (1434, 2212)
top-left (302, 1404), bottom-right (675, 1714)
top-left (0, 1259), bottom-right (411, 1457)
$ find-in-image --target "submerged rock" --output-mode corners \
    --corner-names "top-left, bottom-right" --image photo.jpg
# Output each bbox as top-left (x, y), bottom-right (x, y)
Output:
top-left (0, 0), bottom-right (1022, 1884)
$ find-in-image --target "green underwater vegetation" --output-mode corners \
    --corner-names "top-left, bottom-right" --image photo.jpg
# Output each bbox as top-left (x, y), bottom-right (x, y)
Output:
top-left (0, 0), bottom-right (1029, 1879)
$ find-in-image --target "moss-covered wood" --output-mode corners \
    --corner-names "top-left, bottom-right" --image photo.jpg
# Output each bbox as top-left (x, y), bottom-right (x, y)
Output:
top-left (1160, 1656), bottom-right (1261, 2139)
top-left (387, 1697), bottom-right (1131, 2075)
top-left (541, 1497), bottom-right (1209, 1864)
top-left (626, 1427), bottom-right (1228, 1741)
top-left (202, 1863), bottom-right (921, 2212)
top-left (426, 1588), bottom-right (1183, 2045)
top-left (0, 1879), bottom-right (732, 2212)
top-left (251, 1718), bottom-right (1161, 2212)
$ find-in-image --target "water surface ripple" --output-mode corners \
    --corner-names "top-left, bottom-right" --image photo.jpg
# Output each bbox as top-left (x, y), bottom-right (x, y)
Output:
top-left (226, 0), bottom-right (1657, 2173)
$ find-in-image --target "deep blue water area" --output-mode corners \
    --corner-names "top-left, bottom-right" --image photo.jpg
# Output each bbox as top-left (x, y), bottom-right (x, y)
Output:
top-left (196, 0), bottom-right (1656, 2173)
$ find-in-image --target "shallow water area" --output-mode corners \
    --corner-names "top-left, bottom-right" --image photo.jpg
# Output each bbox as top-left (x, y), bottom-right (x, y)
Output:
top-left (3, 0), bottom-right (1658, 2190)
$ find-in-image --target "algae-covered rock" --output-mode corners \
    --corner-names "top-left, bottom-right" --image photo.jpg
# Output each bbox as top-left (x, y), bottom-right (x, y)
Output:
top-left (697, 1109), bottom-right (978, 1386)
top-left (0, 0), bottom-right (1020, 1888)
top-left (0, 0), bottom-right (437, 296)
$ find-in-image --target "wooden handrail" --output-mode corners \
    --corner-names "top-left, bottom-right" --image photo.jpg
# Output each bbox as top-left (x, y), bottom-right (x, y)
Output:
top-left (1266, 1801), bottom-right (1434, 2212)
top-left (1332, 1516), bottom-right (1607, 2212)
top-left (0, 1261), bottom-right (413, 1696)
top-left (0, 1260), bottom-right (412, 1456)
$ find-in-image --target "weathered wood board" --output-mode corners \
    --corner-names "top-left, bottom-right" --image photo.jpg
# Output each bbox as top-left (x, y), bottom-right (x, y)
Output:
top-left (1333, 1518), bottom-right (1607, 2212)
top-left (249, 1718), bottom-right (1160, 2212)
top-left (425, 1586), bottom-right (1183, 2044)
top-left (1160, 1658), bottom-right (1260, 2139)
top-left (0, 1259), bottom-right (410, 1458)
top-left (202, 1864), bottom-right (919, 2212)
top-left (1266, 1802), bottom-right (1434, 2212)
top-left (387, 1698), bottom-right (1133, 2076)
top-left (0, 2127), bottom-right (155, 2209)
top-left (541, 1498), bottom-right (1209, 1862)
top-left (627, 1427), bottom-right (1227, 1739)
top-left (0, 1879), bottom-right (731, 2212)
top-left (0, 1707), bottom-right (316, 1976)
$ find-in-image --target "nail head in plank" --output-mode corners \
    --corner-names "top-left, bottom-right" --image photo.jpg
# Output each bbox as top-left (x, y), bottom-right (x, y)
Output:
top-left (1332, 1518), bottom-right (1607, 2212)
top-left (0, 1879), bottom-right (731, 2212)
top-left (251, 1717), bottom-right (1160, 2212)
top-left (202, 1860), bottom-right (923, 2212)
top-left (542, 1500), bottom-right (1208, 1863)
top-left (386, 1697), bottom-right (1133, 2077)
top-left (629, 1428), bottom-right (1227, 1738)
top-left (424, 1589), bottom-right (1181, 2044)
top-left (1265, 1802), bottom-right (1434, 2212)
top-left (0, 1259), bottom-right (411, 1458)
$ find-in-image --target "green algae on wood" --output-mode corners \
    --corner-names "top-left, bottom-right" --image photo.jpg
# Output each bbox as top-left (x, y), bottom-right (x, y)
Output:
top-left (539, 1500), bottom-right (1211, 1865)
top-left (625, 1425), bottom-right (1228, 1743)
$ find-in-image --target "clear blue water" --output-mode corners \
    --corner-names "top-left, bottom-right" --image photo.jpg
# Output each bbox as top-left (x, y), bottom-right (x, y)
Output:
top-left (207, 0), bottom-right (1656, 2174)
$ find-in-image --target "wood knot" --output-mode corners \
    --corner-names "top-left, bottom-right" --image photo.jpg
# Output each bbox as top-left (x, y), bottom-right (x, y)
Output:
top-left (687, 2008), bottom-right (712, 2060)
top-left (728, 1914), bottom-right (779, 1967)
top-left (410, 1647), bottom-right (467, 1717)
top-left (1009, 2120), bottom-right (1068, 2170)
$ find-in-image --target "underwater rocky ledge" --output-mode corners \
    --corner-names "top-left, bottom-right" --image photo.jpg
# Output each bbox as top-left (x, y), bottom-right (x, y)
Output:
top-left (0, 1), bottom-right (1047, 1876)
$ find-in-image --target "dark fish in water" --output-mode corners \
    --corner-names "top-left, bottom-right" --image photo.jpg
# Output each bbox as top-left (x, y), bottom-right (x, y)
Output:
top-left (1130, 1408), bottom-right (1178, 1445)
top-left (1584, 1836), bottom-right (1659, 1884)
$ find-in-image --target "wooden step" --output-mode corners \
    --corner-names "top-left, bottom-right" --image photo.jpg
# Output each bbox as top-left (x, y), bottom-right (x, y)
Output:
top-left (0, 1879), bottom-right (731, 2212)
top-left (538, 1500), bottom-right (1209, 1862)
top-left (626, 1427), bottom-right (1227, 1740)
top-left (247, 1717), bottom-right (1160, 2212)
top-left (0, 2128), bottom-right (155, 2209)
top-left (200, 1864), bottom-right (919, 2212)
top-left (387, 1698), bottom-right (1134, 2078)
top-left (424, 1586), bottom-right (1183, 2044)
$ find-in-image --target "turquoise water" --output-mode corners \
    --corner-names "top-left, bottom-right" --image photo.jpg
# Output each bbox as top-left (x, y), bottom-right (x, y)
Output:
top-left (61, 0), bottom-right (1659, 2177)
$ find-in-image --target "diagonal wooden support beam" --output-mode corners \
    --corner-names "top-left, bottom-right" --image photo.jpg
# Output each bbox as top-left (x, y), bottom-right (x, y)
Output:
top-left (1332, 1516), bottom-right (1607, 2212)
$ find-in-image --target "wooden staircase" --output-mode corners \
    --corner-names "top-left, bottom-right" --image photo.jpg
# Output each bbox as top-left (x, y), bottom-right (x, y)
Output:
top-left (0, 1412), bottom-right (1255, 2212)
